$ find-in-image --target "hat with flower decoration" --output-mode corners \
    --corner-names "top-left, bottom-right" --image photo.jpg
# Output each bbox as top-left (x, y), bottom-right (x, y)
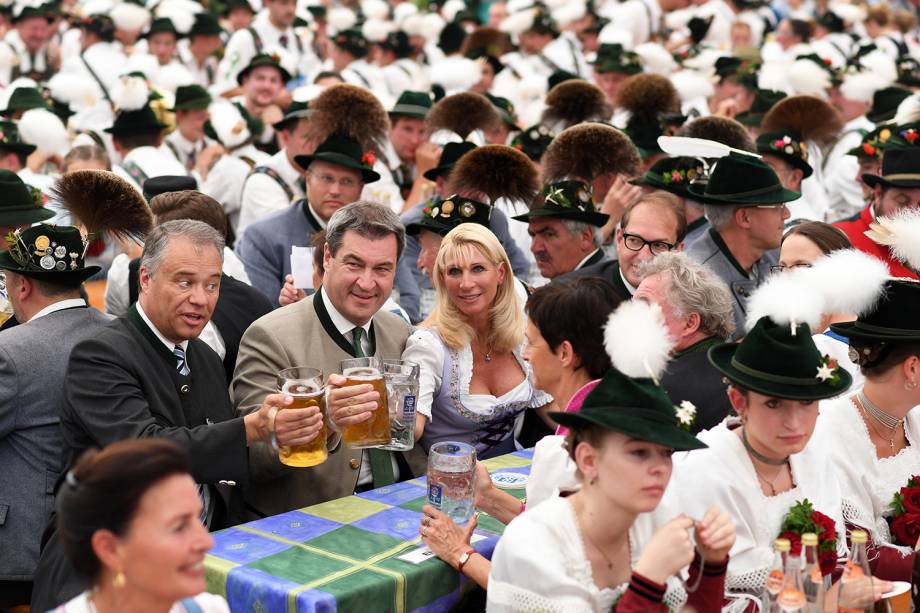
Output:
top-left (795, 53), bottom-right (842, 86)
top-left (629, 156), bottom-right (706, 200)
top-left (592, 43), bottom-right (642, 75)
top-left (847, 125), bottom-right (893, 160)
top-left (0, 120), bottom-right (36, 155)
top-left (332, 28), bottom-right (369, 59)
top-left (511, 123), bottom-right (554, 162)
top-left (756, 130), bottom-right (813, 178)
top-left (735, 89), bottom-right (787, 127)
top-left (866, 86), bottom-right (912, 124)
top-left (877, 122), bottom-right (920, 150)
top-left (294, 134), bottom-right (380, 183)
top-left (550, 300), bottom-right (707, 450)
top-left (236, 52), bottom-right (292, 85)
top-left (688, 151), bottom-right (801, 205)
top-left (405, 194), bottom-right (492, 236)
top-left (512, 180), bottom-right (609, 226)
top-left (714, 56), bottom-right (760, 91)
top-left (862, 146), bottom-right (920, 188)
top-left (0, 169), bottom-right (53, 225)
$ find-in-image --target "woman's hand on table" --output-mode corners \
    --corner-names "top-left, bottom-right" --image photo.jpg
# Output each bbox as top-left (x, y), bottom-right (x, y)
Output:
top-left (326, 373), bottom-right (378, 430)
top-left (635, 515), bottom-right (696, 584)
top-left (693, 506), bottom-right (735, 563)
top-left (419, 504), bottom-right (477, 569)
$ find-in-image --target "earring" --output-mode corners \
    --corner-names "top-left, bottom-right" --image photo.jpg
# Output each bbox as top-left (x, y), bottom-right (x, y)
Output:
top-left (906, 380), bottom-right (918, 391)
top-left (589, 475), bottom-right (597, 486)
top-left (113, 571), bottom-right (126, 588)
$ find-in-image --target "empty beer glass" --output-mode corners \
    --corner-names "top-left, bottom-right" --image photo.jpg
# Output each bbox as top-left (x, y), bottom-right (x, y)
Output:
top-left (427, 441), bottom-right (476, 525)
top-left (380, 360), bottom-right (419, 451)
top-left (276, 367), bottom-right (327, 467)
top-left (340, 357), bottom-right (391, 448)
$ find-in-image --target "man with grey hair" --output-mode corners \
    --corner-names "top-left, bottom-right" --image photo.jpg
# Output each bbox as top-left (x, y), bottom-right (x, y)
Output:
top-left (685, 153), bottom-right (799, 334)
top-left (513, 180), bottom-right (610, 280)
top-left (34, 219), bottom-right (323, 607)
top-left (232, 201), bottom-right (426, 518)
top-left (634, 252), bottom-right (736, 432)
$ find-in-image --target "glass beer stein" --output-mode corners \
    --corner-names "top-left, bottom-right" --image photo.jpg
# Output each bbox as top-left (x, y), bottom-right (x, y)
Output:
top-left (340, 357), bottom-right (391, 448)
top-left (276, 367), bottom-right (327, 467)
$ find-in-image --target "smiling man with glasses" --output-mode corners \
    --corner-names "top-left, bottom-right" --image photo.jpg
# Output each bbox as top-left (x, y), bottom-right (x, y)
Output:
top-left (685, 152), bottom-right (800, 336)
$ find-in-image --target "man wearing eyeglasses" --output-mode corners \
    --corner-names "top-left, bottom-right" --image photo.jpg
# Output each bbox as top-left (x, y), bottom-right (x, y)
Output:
top-left (684, 153), bottom-right (799, 335)
top-left (236, 134), bottom-right (380, 305)
top-left (567, 191), bottom-right (687, 300)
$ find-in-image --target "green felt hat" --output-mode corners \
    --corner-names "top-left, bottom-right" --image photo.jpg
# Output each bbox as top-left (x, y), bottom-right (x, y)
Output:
top-left (0, 170), bottom-right (53, 225)
top-left (104, 101), bottom-right (166, 136)
top-left (2, 87), bottom-right (50, 116)
top-left (550, 367), bottom-right (707, 451)
top-left (171, 84), bottom-right (211, 111)
top-left (294, 134), bottom-right (380, 183)
top-left (866, 86), bottom-right (912, 124)
top-left (188, 12), bottom-right (223, 37)
top-left (714, 56), bottom-right (760, 90)
top-left (877, 121), bottom-right (920, 150)
top-left (862, 146), bottom-right (920, 188)
top-left (389, 90), bottom-right (432, 119)
top-left (0, 223), bottom-right (100, 285)
top-left (830, 280), bottom-right (920, 342)
top-left (688, 152), bottom-right (801, 205)
top-left (236, 52), bottom-right (292, 85)
top-left (143, 17), bottom-right (179, 39)
top-left (624, 118), bottom-right (665, 159)
top-left (592, 43), bottom-right (642, 75)
top-left (629, 156), bottom-right (706, 200)
top-left (735, 89), bottom-right (786, 127)
top-left (271, 100), bottom-right (311, 130)
top-left (406, 194), bottom-right (492, 236)
top-left (756, 130), bottom-right (813, 178)
top-left (511, 123), bottom-right (553, 162)
top-left (382, 30), bottom-right (414, 58)
top-left (709, 317), bottom-right (852, 400)
top-left (485, 93), bottom-right (519, 130)
top-left (0, 120), bottom-right (36, 155)
top-left (846, 124), bottom-right (892, 160)
top-left (12, 3), bottom-right (52, 22)
top-left (423, 140), bottom-right (476, 181)
top-left (512, 180), bottom-right (608, 226)
top-left (332, 28), bottom-right (369, 59)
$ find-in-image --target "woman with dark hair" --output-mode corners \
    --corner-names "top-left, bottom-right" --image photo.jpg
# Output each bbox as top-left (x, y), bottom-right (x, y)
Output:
top-left (417, 276), bottom-right (622, 588)
top-left (815, 277), bottom-right (920, 581)
top-left (52, 438), bottom-right (228, 612)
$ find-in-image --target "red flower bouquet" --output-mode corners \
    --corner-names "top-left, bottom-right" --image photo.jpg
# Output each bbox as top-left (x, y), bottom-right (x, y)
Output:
top-left (778, 499), bottom-right (838, 576)
top-left (888, 475), bottom-right (920, 547)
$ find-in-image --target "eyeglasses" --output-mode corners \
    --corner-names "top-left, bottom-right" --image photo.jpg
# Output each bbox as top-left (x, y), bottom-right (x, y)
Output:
top-left (621, 232), bottom-right (675, 255)
top-left (311, 173), bottom-right (357, 188)
top-left (770, 263), bottom-right (813, 274)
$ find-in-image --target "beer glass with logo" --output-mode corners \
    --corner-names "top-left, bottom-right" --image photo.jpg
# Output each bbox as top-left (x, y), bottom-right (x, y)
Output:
top-left (276, 367), bottom-right (327, 467)
top-left (340, 357), bottom-right (391, 448)
top-left (427, 441), bottom-right (476, 525)
top-left (380, 359), bottom-right (419, 451)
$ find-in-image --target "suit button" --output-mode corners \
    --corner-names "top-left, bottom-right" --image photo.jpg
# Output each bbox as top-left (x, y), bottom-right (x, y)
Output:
top-left (180, 384), bottom-right (191, 394)
top-left (218, 480), bottom-right (237, 486)
top-left (349, 458), bottom-right (360, 470)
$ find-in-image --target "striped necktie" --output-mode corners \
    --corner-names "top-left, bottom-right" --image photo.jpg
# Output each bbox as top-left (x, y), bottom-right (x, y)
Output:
top-left (173, 345), bottom-right (191, 376)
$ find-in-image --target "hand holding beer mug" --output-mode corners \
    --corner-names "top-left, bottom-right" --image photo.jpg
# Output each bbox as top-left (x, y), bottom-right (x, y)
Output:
top-left (329, 357), bottom-right (391, 448)
top-left (274, 367), bottom-right (328, 467)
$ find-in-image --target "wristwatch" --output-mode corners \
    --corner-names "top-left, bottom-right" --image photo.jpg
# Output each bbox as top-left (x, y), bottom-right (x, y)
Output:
top-left (457, 548), bottom-right (477, 573)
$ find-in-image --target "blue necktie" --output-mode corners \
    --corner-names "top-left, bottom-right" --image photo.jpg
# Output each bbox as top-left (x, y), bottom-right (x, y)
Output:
top-left (173, 345), bottom-right (191, 376)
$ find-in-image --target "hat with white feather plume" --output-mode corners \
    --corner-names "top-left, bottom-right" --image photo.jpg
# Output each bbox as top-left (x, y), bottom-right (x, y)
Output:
top-left (549, 300), bottom-right (706, 450)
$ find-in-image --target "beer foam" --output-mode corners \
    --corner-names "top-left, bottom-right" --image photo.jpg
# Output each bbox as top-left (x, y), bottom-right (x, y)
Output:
top-left (343, 367), bottom-right (382, 380)
top-left (282, 381), bottom-right (323, 395)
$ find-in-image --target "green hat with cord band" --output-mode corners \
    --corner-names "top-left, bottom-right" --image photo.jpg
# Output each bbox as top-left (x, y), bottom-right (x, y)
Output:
top-left (687, 152), bottom-right (801, 205)
top-left (512, 180), bottom-right (609, 226)
top-left (389, 91), bottom-right (433, 119)
top-left (294, 134), bottom-right (380, 183)
top-left (708, 316), bottom-right (852, 400)
top-left (629, 156), bottom-right (706, 200)
top-left (170, 84), bottom-right (211, 111)
top-left (405, 194), bottom-right (492, 236)
top-left (756, 130), bottom-right (813, 178)
top-left (0, 170), bottom-right (54, 225)
top-left (830, 280), bottom-right (920, 342)
top-left (0, 223), bottom-right (101, 285)
top-left (0, 120), bottom-right (36, 155)
top-left (549, 366), bottom-right (707, 451)
top-left (1, 87), bottom-right (50, 116)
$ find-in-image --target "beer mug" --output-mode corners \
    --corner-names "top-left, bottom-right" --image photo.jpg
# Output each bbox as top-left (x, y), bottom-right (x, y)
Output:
top-left (340, 357), bottom-right (391, 448)
top-left (379, 360), bottom-right (419, 451)
top-left (276, 367), bottom-right (327, 467)
top-left (427, 441), bottom-right (476, 525)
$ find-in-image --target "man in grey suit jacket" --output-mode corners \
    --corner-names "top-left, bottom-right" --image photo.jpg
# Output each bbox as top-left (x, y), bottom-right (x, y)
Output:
top-left (0, 223), bottom-right (109, 609)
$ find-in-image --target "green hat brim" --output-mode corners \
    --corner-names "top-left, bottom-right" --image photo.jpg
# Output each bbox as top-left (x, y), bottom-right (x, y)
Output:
top-left (512, 207), bottom-right (610, 226)
top-left (389, 104), bottom-right (430, 119)
top-left (272, 108), bottom-right (313, 130)
top-left (829, 320), bottom-right (920, 342)
top-left (866, 108), bottom-right (898, 124)
top-left (294, 152), bottom-right (380, 183)
top-left (0, 204), bottom-right (55, 226)
top-left (406, 217), bottom-right (451, 236)
top-left (237, 62), bottom-right (292, 86)
top-left (423, 164), bottom-right (452, 181)
top-left (171, 98), bottom-right (211, 112)
top-left (686, 183), bottom-right (801, 205)
top-left (759, 150), bottom-right (813, 179)
top-left (0, 251), bottom-right (100, 284)
top-left (549, 407), bottom-right (707, 451)
top-left (628, 175), bottom-right (696, 200)
top-left (707, 343), bottom-right (852, 400)
top-left (0, 142), bottom-right (37, 155)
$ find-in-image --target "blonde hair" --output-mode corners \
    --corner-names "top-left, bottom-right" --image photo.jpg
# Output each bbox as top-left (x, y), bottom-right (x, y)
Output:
top-left (423, 224), bottom-right (523, 351)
